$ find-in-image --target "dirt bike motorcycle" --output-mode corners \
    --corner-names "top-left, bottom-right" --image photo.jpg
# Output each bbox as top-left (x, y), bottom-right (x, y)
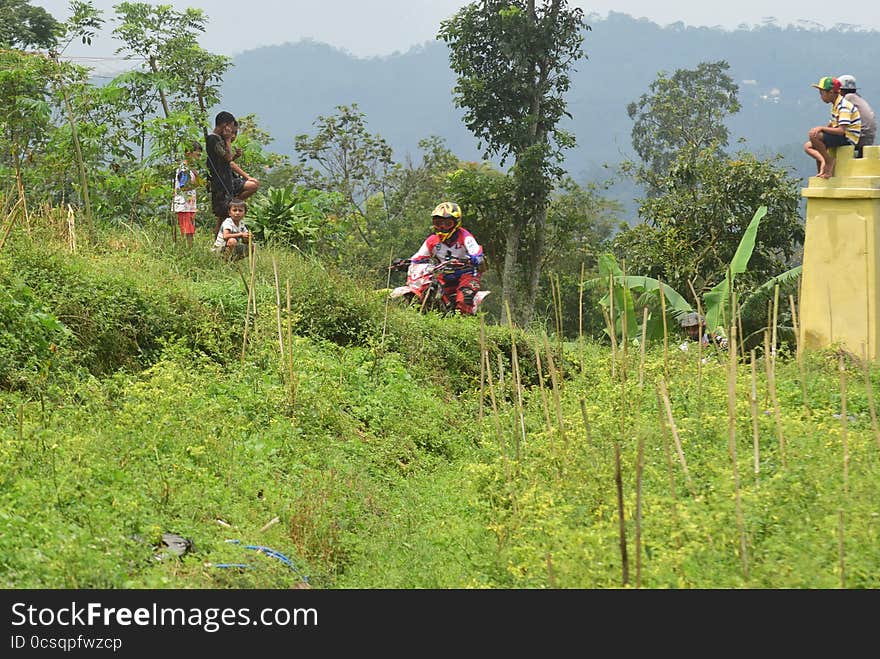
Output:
top-left (388, 257), bottom-right (490, 315)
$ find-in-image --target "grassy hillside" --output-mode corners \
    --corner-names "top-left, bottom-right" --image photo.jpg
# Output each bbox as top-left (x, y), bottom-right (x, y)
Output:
top-left (1, 220), bottom-right (878, 588)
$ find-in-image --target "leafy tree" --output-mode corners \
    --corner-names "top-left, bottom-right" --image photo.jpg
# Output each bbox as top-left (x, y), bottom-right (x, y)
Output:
top-left (626, 60), bottom-right (740, 193)
top-left (439, 0), bottom-right (588, 324)
top-left (0, 0), bottom-right (60, 50)
top-left (294, 104), bottom-right (397, 249)
top-left (112, 2), bottom-right (209, 118)
top-left (612, 147), bottom-right (803, 302)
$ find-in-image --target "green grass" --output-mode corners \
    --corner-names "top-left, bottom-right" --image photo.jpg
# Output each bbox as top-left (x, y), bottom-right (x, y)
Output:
top-left (1, 222), bottom-right (878, 589)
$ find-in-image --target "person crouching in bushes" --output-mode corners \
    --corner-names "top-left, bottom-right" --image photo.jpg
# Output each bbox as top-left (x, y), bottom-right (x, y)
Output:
top-left (212, 198), bottom-right (251, 260)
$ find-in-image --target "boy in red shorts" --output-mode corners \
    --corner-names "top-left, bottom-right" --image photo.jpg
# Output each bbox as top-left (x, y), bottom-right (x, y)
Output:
top-left (173, 142), bottom-right (203, 247)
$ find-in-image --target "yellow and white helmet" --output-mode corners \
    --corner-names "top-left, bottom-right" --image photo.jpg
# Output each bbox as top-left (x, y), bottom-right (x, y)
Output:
top-left (431, 201), bottom-right (462, 241)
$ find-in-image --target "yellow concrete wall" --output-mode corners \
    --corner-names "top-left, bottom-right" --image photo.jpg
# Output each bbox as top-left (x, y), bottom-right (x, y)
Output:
top-left (800, 145), bottom-right (880, 359)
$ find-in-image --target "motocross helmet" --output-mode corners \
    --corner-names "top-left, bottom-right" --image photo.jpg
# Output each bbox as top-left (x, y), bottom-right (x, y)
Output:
top-left (431, 202), bottom-right (462, 241)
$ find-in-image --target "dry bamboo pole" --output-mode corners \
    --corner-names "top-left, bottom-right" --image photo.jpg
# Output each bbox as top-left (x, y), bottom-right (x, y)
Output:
top-left (749, 350), bottom-right (761, 478)
top-left (505, 300), bottom-right (526, 457)
top-left (608, 274), bottom-right (618, 380)
top-left (771, 284), bottom-right (780, 358)
top-left (602, 305), bottom-right (617, 382)
top-left (638, 306), bottom-right (648, 389)
top-left (861, 344), bottom-right (880, 454)
top-left (737, 305), bottom-right (746, 367)
top-left (380, 249), bottom-right (394, 344)
top-left (248, 239), bottom-right (257, 315)
top-left (658, 378), bottom-right (695, 497)
top-left (727, 321), bottom-right (749, 580)
top-left (764, 330), bottom-right (786, 467)
top-left (0, 196), bottom-right (21, 252)
top-left (555, 272), bottom-right (565, 384)
top-left (635, 431), bottom-right (646, 588)
top-left (286, 280), bottom-right (296, 407)
top-left (484, 350), bottom-right (512, 489)
top-left (790, 294), bottom-right (810, 414)
top-left (686, 280), bottom-right (704, 393)
top-left (613, 440), bottom-right (629, 586)
top-left (543, 332), bottom-right (567, 449)
top-left (655, 387), bottom-right (683, 553)
top-left (658, 279), bottom-right (669, 379)
top-left (579, 261), bottom-right (585, 376)
top-left (534, 340), bottom-right (554, 440)
top-left (273, 258), bottom-right (284, 359)
top-left (66, 204), bottom-right (76, 253)
top-left (240, 265), bottom-right (255, 364)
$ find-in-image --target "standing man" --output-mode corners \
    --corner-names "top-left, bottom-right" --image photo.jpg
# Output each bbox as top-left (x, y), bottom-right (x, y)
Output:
top-left (205, 111), bottom-right (259, 238)
top-left (804, 76), bottom-right (861, 179)
top-left (837, 74), bottom-right (876, 156)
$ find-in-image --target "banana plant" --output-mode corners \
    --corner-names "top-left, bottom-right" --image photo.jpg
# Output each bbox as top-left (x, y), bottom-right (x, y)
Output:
top-left (591, 205), bottom-right (781, 341)
top-left (702, 205), bottom-right (767, 333)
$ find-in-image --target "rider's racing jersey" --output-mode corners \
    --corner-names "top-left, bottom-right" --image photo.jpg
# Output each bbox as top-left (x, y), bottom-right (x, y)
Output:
top-left (410, 228), bottom-right (483, 271)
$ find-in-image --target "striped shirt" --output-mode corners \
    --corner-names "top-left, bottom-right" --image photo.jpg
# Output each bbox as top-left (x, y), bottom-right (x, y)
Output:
top-left (843, 92), bottom-right (876, 145)
top-left (831, 94), bottom-right (862, 145)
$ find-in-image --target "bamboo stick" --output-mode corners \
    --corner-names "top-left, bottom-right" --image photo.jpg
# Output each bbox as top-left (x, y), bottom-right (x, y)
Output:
top-left (659, 279), bottom-right (669, 379)
top-left (772, 284), bottom-right (780, 358)
top-left (602, 305), bottom-right (617, 382)
top-left (578, 398), bottom-right (593, 447)
top-left (273, 258), bottom-right (284, 359)
top-left (727, 321), bottom-right (749, 580)
top-left (543, 332), bottom-right (567, 449)
top-left (608, 274), bottom-right (618, 380)
top-left (535, 340), bottom-right (553, 440)
top-left (687, 280), bottom-right (704, 403)
top-left (505, 300), bottom-right (526, 456)
top-left (579, 261), bottom-right (585, 376)
top-left (790, 294), bottom-right (810, 414)
top-left (658, 378), bottom-right (695, 497)
top-left (638, 306), bottom-right (648, 389)
top-left (749, 350), bottom-right (760, 477)
top-left (613, 440), bottom-right (629, 586)
top-left (635, 430), bottom-right (645, 588)
top-left (764, 330), bottom-right (786, 467)
top-left (286, 279), bottom-right (296, 407)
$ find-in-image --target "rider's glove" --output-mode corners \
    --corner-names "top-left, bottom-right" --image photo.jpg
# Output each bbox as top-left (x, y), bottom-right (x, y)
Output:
top-left (390, 258), bottom-right (408, 271)
top-left (469, 254), bottom-right (484, 269)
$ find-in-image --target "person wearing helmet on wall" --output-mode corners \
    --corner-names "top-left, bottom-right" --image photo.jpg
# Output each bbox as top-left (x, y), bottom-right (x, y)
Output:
top-left (836, 74), bottom-right (876, 157)
top-left (409, 201), bottom-right (485, 315)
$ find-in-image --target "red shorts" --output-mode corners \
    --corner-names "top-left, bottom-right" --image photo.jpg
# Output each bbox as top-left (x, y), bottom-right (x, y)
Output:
top-left (177, 211), bottom-right (195, 235)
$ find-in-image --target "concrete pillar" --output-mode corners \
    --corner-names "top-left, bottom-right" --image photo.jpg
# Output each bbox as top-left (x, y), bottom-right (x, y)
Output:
top-left (800, 145), bottom-right (880, 360)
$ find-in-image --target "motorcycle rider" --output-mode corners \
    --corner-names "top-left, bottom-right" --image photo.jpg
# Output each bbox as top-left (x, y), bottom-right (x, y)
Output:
top-left (408, 201), bottom-right (485, 315)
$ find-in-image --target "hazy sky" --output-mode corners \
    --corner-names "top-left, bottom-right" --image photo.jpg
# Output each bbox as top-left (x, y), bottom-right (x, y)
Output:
top-left (32, 0), bottom-right (880, 67)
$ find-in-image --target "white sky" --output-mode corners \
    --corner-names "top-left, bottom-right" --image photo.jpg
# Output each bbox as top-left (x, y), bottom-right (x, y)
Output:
top-left (31, 0), bottom-right (880, 65)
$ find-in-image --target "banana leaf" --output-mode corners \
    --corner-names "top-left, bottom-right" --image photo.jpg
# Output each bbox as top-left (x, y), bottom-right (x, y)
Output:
top-left (703, 205), bottom-right (768, 333)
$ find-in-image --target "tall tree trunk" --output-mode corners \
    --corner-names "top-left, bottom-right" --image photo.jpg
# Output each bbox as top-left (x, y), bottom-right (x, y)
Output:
top-left (500, 220), bottom-right (523, 324)
top-left (522, 203), bottom-right (547, 324)
top-left (149, 55), bottom-right (171, 119)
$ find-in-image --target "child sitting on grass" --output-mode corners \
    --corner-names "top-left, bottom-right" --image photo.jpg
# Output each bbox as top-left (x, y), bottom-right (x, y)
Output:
top-left (211, 198), bottom-right (251, 261)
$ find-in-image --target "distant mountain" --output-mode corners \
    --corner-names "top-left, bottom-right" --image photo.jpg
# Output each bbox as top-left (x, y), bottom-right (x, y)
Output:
top-left (220, 12), bottom-right (880, 218)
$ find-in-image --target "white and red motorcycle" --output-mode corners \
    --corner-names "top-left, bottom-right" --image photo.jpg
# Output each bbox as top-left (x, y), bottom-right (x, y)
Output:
top-left (388, 257), bottom-right (490, 315)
